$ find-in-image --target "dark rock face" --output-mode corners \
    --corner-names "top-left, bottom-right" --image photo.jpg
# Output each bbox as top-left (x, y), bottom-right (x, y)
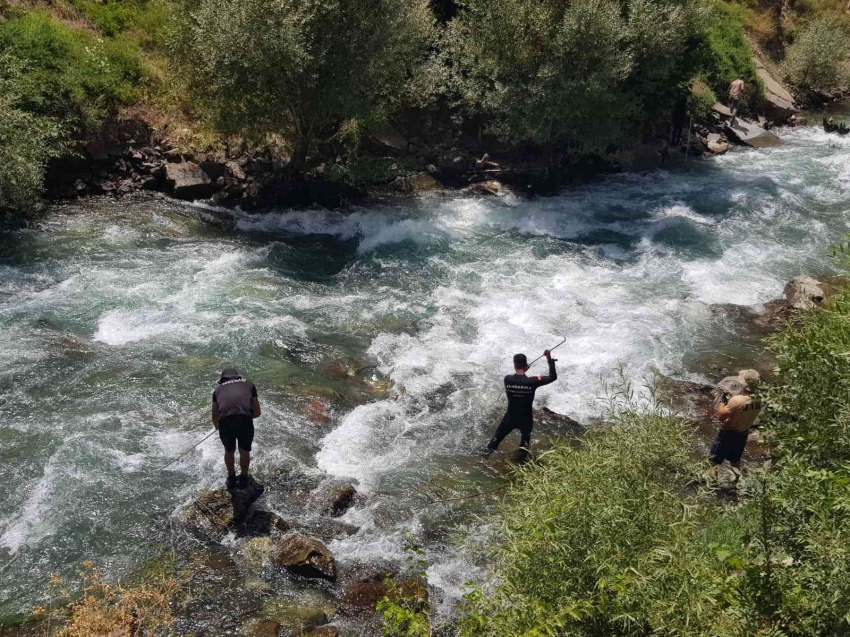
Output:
top-left (308, 627), bottom-right (341, 637)
top-left (274, 534), bottom-right (337, 581)
top-left (165, 161), bottom-right (219, 200)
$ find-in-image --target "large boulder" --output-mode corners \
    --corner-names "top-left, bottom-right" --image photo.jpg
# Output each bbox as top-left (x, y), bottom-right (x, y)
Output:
top-left (274, 534), bottom-right (337, 581)
top-left (784, 276), bottom-right (827, 310)
top-left (723, 118), bottom-right (781, 148)
top-left (165, 161), bottom-right (219, 200)
top-left (705, 133), bottom-right (729, 155)
top-left (754, 56), bottom-right (797, 121)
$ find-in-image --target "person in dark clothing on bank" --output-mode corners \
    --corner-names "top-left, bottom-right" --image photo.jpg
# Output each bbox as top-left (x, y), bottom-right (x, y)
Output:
top-left (212, 368), bottom-right (261, 489)
top-left (484, 350), bottom-right (558, 455)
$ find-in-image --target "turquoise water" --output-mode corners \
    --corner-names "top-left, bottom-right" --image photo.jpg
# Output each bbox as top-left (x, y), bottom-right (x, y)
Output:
top-left (1, 121), bottom-right (849, 620)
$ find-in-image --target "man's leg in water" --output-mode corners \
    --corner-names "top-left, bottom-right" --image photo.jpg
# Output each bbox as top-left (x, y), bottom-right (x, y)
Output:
top-left (239, 449), bottom-right (251, 475)
top-left (519, 423), bottom-right (533, 451)
top-left (224, 450), bottom-right (236, 476)
top-left (486, 414), bottom-right (515, 452)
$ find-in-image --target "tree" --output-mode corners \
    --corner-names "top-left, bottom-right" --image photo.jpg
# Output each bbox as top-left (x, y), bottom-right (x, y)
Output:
top-left (439, 0), bottom-right (702, 154)
top-left (782, 18), bottom-right (850, 95)
top-left (174, 0), bottom-right (435, 171)
top-left (0, 54), bottom-right (65, 216)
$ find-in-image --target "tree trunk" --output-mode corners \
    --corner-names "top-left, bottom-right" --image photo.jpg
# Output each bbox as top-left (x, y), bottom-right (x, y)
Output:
top-left (288, 136), bottom-right (310, 175)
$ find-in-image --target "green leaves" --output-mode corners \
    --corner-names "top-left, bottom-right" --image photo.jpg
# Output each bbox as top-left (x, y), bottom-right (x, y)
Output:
top-left (782, 18), bottom-right (850, 94)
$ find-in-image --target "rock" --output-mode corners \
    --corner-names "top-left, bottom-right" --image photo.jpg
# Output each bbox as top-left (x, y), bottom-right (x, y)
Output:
top-left (128, 148), bottom-right (145, 162)
top-left (245, 510), bottom-right (291, 537)
top-left (309, 479), bottom-right (358, 517)
top-left (164, 161), bottom-right (219, 200)
top-left (164, 149), bottom-right (183, 163)
top-left (366, 123), bottom-right (408, 153)
top-left (784, 276), bottom-right (826, 310)
top-left (723, 118), bottom-right (781, 148)
top-left (393, 172), bottom-right (442, 194)
top-left (200, 160), bottom-right (227, 180)
top-left (241, 619), bottom-right (280, 637)
top-left (303, 399), bottom-right (331, 423)
top-left (297, 517), bottom-right (360, 542)
top-left (754, 56), bottom-right (797, 121)
top-left (186, 481), bottom-right (266, 542)
top-left (468, 180), bottom-right (507, 196)
top-left (705, 133), bottom-right (729, 155)
top-left (73, 179), bottom-right (87, 192)
top-left (308, 627), bottom-right (340, 637)
top-left (262, 599), bottom-right (329, 635)
top-left (274, 534), bottom-right (337, 581)
top-left (654, 375), bottom-right (715, 423)
top-left (343, 578), bottom-right (389, 608)
top-left (226, 160), bottom-right (247, 180)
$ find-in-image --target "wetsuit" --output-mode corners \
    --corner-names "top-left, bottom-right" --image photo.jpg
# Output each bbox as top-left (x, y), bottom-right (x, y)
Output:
top-left (487, 358), bottom-right (557, 452)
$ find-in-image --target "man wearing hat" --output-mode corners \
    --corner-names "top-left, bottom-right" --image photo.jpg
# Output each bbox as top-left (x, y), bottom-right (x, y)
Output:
top-left (212, 368), bottom-right (261, 489)
top-left (484, 349), bottom-right (558, 455)
top-left (710, 369), bottom-right (763, 483)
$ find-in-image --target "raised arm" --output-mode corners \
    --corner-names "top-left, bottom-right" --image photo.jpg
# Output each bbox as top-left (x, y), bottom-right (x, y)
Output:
top-left (533, 352), bottom-right (558, 387)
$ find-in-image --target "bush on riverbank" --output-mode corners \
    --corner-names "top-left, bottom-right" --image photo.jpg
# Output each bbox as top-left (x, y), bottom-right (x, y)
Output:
top-left (0, 54), bottom-right (66, 214)
top-left (457, 270), bottom-right (850, 636)
top-left (782, 18), bottom-right (850, 96)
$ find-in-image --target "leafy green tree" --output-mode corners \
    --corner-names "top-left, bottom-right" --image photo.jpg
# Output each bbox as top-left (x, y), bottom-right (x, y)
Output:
top-left (782, 18), bottom-right (850, 94)
top-left (0, 55), bottom-right (65, 216)
top-left (174, 0), bottom-right (435, 171)
top-left (439, 0), bottom-right (705, 154)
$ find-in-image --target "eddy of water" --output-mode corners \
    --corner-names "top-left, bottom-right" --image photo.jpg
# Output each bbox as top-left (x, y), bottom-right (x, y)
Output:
top-left (0, 122), bottom-right (849, 621)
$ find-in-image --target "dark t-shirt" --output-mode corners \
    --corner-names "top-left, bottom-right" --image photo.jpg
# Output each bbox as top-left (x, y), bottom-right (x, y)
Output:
top-left (213, 378), bottom-right (258, 419)
top-left (503, 358), bottom-right (557, 426)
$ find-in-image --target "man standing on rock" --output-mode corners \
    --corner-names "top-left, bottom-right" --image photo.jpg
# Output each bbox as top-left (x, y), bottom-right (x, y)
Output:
top-left (484, 350), bottom-right (558, 456)
top-left (710, 369), bottom-right (763, 484)
top-left (212, 368), bottom-right (261, 489)
top-left (728, 77), bottom-right (745, 127)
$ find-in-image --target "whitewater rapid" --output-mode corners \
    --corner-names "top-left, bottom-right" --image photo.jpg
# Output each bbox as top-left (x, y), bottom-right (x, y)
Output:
top-left (0, 123), bottom-right (849, 620)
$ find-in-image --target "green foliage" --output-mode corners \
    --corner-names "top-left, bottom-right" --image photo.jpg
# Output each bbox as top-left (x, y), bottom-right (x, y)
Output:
top-left (457, 409), bottom-right (739, 636)
top-left (377, 533), bottom-right (433, 637)
top-left (696, 2), bottom-right (765, 114)
top-left (782, 18), bottom-right (850, 94)
top-left (0, 55), bottom-right (66, 215)
top-left (459, 280), bottom-right (850, 636)
top-left (174, 0), bottom-right (435, 170)
top-left (689, 78), bottom-right (718, 120)
top-left (0, 10), bottom-right (145, 127)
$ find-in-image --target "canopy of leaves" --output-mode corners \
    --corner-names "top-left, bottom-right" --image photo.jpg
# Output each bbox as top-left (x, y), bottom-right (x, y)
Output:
top-left (439, 0), bottom-right (726, 153)
top-left (0, 55), bottom-right (65, 216)
top-left (174, 0), bottom-right (435, 166)
top-left (782, 18), bottom-right (850, 94)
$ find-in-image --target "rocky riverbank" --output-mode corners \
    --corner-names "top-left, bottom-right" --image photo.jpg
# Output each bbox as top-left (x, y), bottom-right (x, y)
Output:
top-left (42, 62), bottom-right (815, 213)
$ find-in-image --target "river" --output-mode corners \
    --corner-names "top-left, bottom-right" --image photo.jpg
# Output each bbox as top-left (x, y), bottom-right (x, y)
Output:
top-left (1, 119), bottom-right (849, 627)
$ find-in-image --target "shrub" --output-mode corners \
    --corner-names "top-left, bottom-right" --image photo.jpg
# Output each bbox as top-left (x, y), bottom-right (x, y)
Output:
top-left (761, 281), bottom-right (850, 466)
top-left (456, 408), bottom-right (741, 636)
top-left (441, 0), bottom-right (708, 153)
top-left (173, 0), bottom-right (435, 171)
top-left (689, 77), bottom-right (718, 120)
top-left (696, 2), bottom-right (765, 115)
top-left (0, 10), bottom-right (145, 127)
top-left (782, 18), bottom-right (850, 94)
top-left (0, 55), bottom-right (65, 215)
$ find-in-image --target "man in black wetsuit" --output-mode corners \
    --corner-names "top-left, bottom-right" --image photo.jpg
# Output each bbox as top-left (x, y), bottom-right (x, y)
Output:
top-left (484, 350), bottom-right (558, 455)
top-left (212, 368), bottom-right (262, 489)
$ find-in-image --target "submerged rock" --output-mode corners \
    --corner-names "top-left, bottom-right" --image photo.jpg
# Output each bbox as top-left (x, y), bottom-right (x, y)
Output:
top-left (308, 627), bottom-right (341, 637)
top-left (260, 598), bottom-right (329, 635)
top-left (393, 172), bottom-right (442, 194)
top-left (274, 534), bottom-right (337, 581)
top-left (182, 479), bottom-right (295, 543)
top-left (309, 478), bottom-right (358, 517)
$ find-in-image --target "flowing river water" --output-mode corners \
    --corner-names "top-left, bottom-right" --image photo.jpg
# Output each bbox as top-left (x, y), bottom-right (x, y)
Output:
top-left (1, 119), bottom-right (849, 628)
